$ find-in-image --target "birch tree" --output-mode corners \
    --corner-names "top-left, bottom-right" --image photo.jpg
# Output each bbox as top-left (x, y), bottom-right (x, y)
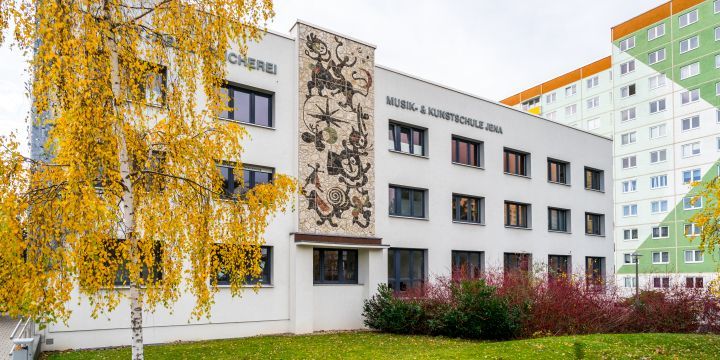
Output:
top-left (0, 0), bottom-right (296, 358)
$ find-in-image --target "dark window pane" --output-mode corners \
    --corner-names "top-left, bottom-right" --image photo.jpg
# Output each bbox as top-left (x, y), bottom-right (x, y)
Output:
top-left (451, 139), bottom-right (458, 162)
top-left (458, 141), bottom-right (468, 164)
top-left (233, 90), bottom-right (251, 123)
top-left (400, 128), bottom-right (411, 153)
top-left (219, 87), bottom-right (230, 119)
top-left (323, 250), bottom-right (339, 281)
top-left (388, 125), bottom-right (396, 150)
top-left (343, 251), bottom-right (357, 281)
top-left (254, 94), bottom-right (271, 126)
top-left (412, 190), bottom-right (424, 217)
top-left (400, 188), bottom-right (411, 216)
top-left (412, 130), bottom-right (423, 155)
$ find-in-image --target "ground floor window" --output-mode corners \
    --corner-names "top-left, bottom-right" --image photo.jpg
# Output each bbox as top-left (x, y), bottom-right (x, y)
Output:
top-left (388, 248), bottom-right (425, 292)
top-left (214, 245), bottom-right (272, 285)
top-left (451, 250), bottom-right (484, 279)
top-left (653, 277), bottom-right (670, 289)
top-left (548, 255), bottom-right (570, 280)
top-left (504, 253), bottom-right (532, 273)
top-left (585, 256), bottom-right (605, 286)
top-left (313, 248), bottom-right (358, 284)
top-left (686, 277), bottom-right (704, 288)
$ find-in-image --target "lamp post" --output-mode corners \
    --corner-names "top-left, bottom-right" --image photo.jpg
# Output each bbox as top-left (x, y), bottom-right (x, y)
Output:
top-left (631, 253), bottom-right (643, 302)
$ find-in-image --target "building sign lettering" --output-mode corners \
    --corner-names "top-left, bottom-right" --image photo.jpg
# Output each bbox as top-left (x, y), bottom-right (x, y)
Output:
top-left (226, 51), bottom-right (278, 75)
top-left (386, 96), bottom-right (503, 134)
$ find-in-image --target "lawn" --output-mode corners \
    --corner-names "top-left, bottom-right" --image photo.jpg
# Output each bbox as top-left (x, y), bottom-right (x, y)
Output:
top-left (43, 332), bottom-right (720, 359)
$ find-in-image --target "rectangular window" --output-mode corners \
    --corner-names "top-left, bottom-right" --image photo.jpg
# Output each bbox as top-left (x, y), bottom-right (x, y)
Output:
top-left (715, 27), bottom-right (720, 41)
top-left (625, 276), bottom-right (637, 288)
top-left (623, 253), bottom-right (638, 264)
top-left (652, 251), bottom-right (670, 264)
top-left (505, 201), bottom-right (530, 228)
top-left (545, 111), bottom-right (556, 120)
top-left (650, 150), bottom-right (667, 164)
top-left (389, 123), bottom-right (425, 156)
top-left (565, 104), bottom-right (577, 116)
top-left (313, 248), bottom-right (358, 284)
top-left (680, 62), bottom-right (700, 80)
top-left (650, 99), bottom-right (667, 114)
top-left (389, 185), bottom-right (425, 218)
top-left (622, 155), bottom-right (637, 169)
top-left (620, 60), bottom-right (636, 75)
top-left (219, 84), bottom-right (272, 127)
top-left (565, 84), bottom-right (577, 97)
top-left (388, 248), bottom-right (425, 292)
top-left (686, 277), bottom-right (704, 288)
top-left (717, 54), bottom-right (720, 69)
top-left (649, 74), bottom-right (667, 89)
top-left (621, 107), bottom-right (636, 122)
top-left (652, 225), bottom-right (669, 239)
top-left (622, 204), bottom-right (638, 217)
top-left (586, 96), bottom-right (600, 109)
top-left (716, 0), bottom-right (720, 13)
top-left (682, 168), bottom-right (702, 184)
top-left (648, 23), bottom-right (666, 41)
top-left (683, 196), bottom-right (702, 210)
top-left (679, 36), bottom-right (700, 54)
top-left (504, 148), bottom-right (530, 176)
top-left (650, 175), bottom-right (668, 189)
top-left (684, 250), bottom-right (704, 263)
top-left (452, 194), bottom-right (484, 224)
top-left (214, 245), bottom-right (271, 285)
top-left (681, 115), bottom-right (700, 131)
top-left (649, 123), bottom-right (667, 139)
top-left (587, 118), bottom-right (600, 130)
top-left (548, 255), bottom-right (571, 280)
top-left (586, 257), bottom-right (605, 286)
top-left (504, 253), bottom-right (532, 273)
top-left (619, 36), bottom-right (635, 51)
top-left (678, 9), bottom-right (699, 28)
top-left (716, 82), bottom-right (720, 96)
top-left (621, 131), bottom-right (637, 145)
top-left (648, 48), bottom-right (666, 64)
top-left (547, 159), bottom-right (569, 184)
top-left (585, 167), bottom-right (604, 191)
top-left (685, 223), bottom-right (702, 236)
top-left (681, 142), bottom-right (701, 158)
top-left (451, 136), bottom-right (483, 167)
top-left (546, 92), bottom-right (557, 104)
top-left (141, 65), bottom-right (167, 106)
top-left (681, 89), bottom-right (700, 105)
top-left (585, 213), bottom-right (604, 235)
top-left (623, 229), bottom-right (639, 241)
top-left (548, 207), bottom-right (570, 232)
top-left (651, 200), bottom-right (669, 213)
top-left (620, 84), bottom-right (636, 98)
top-left (586, 76), bottom-right (599, 89)
top-left (653, 277), bottom-right (670, 288)
top-left (451, 251), bottom-right (484, 279)
top-left (622, 180), bottom-right (637, 193)
top-left (521, 97), bottom-right (540, 111)
top-left (218, 164), bottom-right (274, 198)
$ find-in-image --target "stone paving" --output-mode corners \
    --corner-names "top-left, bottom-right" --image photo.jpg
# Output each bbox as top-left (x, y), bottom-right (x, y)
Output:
top-left (0, 316), bottom-right (18, 359)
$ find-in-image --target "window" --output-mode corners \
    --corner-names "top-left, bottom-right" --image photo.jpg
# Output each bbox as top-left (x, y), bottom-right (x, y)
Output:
top-left (653, 277), bottom-right (670, 288)
top-left (219, 84), bottom-right (272, 127)
top-left (685, 223), bottom-right (702, 236)
top-left (648, 23), bottom-right (665, 41)
top-left (389, 185), bottom-right (425, 218)
top-left (620, 84), bottom-right (636, 98)
top-left (650, 123), bottom-right (667, 139)
top-left (586, 96), bottom-right (600, 109)
top-left (623, 253), bottom-right (638, 264)
top-left (586, 76), bottom-right (599, 89)
top-left (681, 141), bottom-right (701, 158)
top-left (649, 74), bottom-right (667, 89)
top-left (622, 180), bottom-right (637, 193)
top-left (651, 200), bottom-right (668, 213)
top-left (622, 204), bottom-right (638, 217)
top-left (621, 131), bottom-right (636, 145)
top-left (716, 82), bottom-right (720, 96)
top-left (451, 136), bottom-right (483, 167)
top-left (99, 239), bottom-right (163, 287)
top-left (679, 36), bottom-right (699, 54)
top-left (652, 251), bottom-right (670, 264)
top-left (682, 168), bottom-right (701, 184)
top-left (619, 36), bottom-right (635, 51)
top-left (681, 115), bottom-right (700, 131)
top-left (565, 104), bottom-right (577, 116)
top-left (650, 99), bottom-right (667, 114)
top-left (620, 60), bottom-right (636, 75)
top-left (622, 155), bottom-right (637, 169)
top-left (451, 251), bottom-right (484, 279)
top-left (683, 196), bottom-right (702, 210)
top-left (547, 159), bottom-right (569, 184)
top-left (504, 253), bottom-right (532, 273)
top-left (548, 255), bottom-right (571, 280)
top-left (717, 54), bottom-right (720, 69)
top-left (546, 92), bottom-right (557, 104)
top-left (585, 167), bottom-right (604, 191)
top-left (548, 207), bottom-right (570, 232)
top-left (521, 97), bottom-right (540, 111)
top-left (313, 249), bottom-right (357, 284)
top-left (504, 148), bottom-right (530, 176)
top-left (452, 194), bottom-right (484, 224)
top-left (681, 89), bottom-right (700, 105)
top-left (624, 276), bottom-right (637, 288)
top-left (585, 213), bottom-right (604, 235)
top-left (652, 226), bottom-right (669, 239)
top-left (218, 164), bottom-right (273, 198)
top-left (545, 111), bottom-right (556, 120)
top-left (686, 277), bottom-right (704, 288)
top-left (586, 257), bottom-right (605, 286)
top-left (716, 0), bottom-right (720, 13)
top-left (389, 123), bottom-right (425, 156)
top-left (650, 175), bottom-right (668, 189)
top-left (388, 248), bottom-right (425, 292)
top-left (141, 65), bottom-right (167, 106)
top-left (685, 250), bottom-right (704, 263)
top-left (678, 9), bottom-right (699, 28)
top-left (505, 201), bottom-right (530, 228)
top-left (715, 27), bottom-right (720, 41)
top-left (621, 107), bottom-right (636, 122)
top-left (680, 62), bottom-right (700, 80)
top-left (648, 48), bottom-right (666, 64)
top-left (623, 229), bottom-right (639, 241)
top-left (213, 244), bottom-right (271, 285)
top-left (650, 150), bottom-right (667, 164)
top-left (587, 118), bottom-right (600, 130)
top-left (565, 84), bottom-right (577, 97)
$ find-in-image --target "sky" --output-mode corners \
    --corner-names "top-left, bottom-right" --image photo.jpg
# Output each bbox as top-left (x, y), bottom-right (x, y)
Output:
top-left (0, 0), bottom-right (667, 151)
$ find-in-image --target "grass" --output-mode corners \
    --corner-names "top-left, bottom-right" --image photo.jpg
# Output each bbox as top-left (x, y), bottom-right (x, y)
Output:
top-left (43, 332), bottom-right (720, 359)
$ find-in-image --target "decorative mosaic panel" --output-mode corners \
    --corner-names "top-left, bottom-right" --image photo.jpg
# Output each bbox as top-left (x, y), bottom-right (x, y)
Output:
top-left (296, 24), bottom-right (375, 236)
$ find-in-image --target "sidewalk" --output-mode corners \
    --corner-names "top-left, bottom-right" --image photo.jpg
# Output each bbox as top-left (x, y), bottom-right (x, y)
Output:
top-left (0, 316), bottom-right (17, 358)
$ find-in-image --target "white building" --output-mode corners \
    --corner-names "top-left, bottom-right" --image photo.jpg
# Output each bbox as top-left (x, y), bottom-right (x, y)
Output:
top-left (38, 21), bottom-right (614, 350)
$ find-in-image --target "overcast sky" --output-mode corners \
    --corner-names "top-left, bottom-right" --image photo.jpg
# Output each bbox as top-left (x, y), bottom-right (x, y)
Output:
top-left (0, 0), bottom-right (666, 150)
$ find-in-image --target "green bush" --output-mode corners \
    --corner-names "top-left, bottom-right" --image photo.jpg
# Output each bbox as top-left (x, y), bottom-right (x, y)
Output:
top-left (362, 284), bottom-right (427, 334)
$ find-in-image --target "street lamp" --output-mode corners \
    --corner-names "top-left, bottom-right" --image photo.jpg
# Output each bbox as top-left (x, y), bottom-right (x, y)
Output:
top-left (631, 253), bottom-right (643, 301)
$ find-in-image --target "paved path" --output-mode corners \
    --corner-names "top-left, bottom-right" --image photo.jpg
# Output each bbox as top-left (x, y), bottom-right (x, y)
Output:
top-left (0, 316), bottom-right (17, 359)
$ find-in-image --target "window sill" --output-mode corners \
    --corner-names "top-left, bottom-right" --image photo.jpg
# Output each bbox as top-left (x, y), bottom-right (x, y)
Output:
top-left (313, 283), bottom-right (363, 286)
top-left (452, 221), bottom-right (485, 226)
top-left (388, 149), bottom-right (428, 159)
top-left (504, 172), bottom-right (531, 179)
top-left (585, 188), bottom-right (605, 194)
top-left (452, 162), bottom-right (484, 170)
top-left (548, 229), bottom-right (571, 234)
top-left (219, 117), bottom-right (275, 130)
top-left (505, 225), bottom-right (532, 230)
top-left (585, 234), bottom-right (606, 238)
top-left (389, 214), bottom-right (429, 221)
top-left (216, 284), bottom-right (274, 289)
top-left (547, 180), bottom-right (570, 187)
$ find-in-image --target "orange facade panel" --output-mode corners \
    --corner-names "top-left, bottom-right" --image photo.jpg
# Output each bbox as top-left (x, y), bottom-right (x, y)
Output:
top-left (580, 56), bottom-right (612, 78)
top-left (519, 85), bottom-right (542, 102)
top-left (672, 0), bottom-right (706, 14)
top-left (500, 93), bottom-right (521, 106)
top-left (542, 69), bottom-right (582, 94)
top-left (612, 2), bottom-right (670, 41)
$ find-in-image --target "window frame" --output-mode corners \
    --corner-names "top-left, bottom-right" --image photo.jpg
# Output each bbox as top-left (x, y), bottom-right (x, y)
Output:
top-left (451, 250), bottom-right (484, 279)
top-left (652, 225), bottom-right (669, 239)
top-left (585, 213), bottom-right (605, 236)
top-left (213, 244), bottom-right (272, 286)
top-left (388, 248), bottom-right (426, 292)
top-left (503, 148), bottom-right (531, 177)
top-left (389, 185), bottom-right (426, 219)
top-left (451, 135), bottom-right (484, 168)
top-left (652, 251), bottom-right (670, 264)
top-left (313, 248), bottom-right (359, 285)
top-left (678, 9), bottom-right (699, 28)
top-left (547, 158), bottom-right (570, 185)
top-left (505, 201), bottom-right (531, 229)
top-left (219, 83), bottom-right (273, 127)
top-left (548, 207), bottom-right (570, 233)
top-left (584, 167), bottom-right (604, 192)
top-left (648, 23), bottom-right (666, 41)
top-left (684, 249), bottom-right (704, 264)
top-left (388, 122), bottom-right (426, 157)
top-left (451, 194), bottom-right (485, 224)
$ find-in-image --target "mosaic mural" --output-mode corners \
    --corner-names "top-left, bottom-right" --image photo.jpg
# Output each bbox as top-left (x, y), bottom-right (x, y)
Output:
top-left (296, 24), bottom-right (375, 236)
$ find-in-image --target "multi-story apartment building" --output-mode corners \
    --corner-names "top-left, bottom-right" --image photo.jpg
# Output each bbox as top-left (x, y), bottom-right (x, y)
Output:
top-left (33, 21), bottom-right (614, 350)
top-left (502, 0), bottom-right (720, 291)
